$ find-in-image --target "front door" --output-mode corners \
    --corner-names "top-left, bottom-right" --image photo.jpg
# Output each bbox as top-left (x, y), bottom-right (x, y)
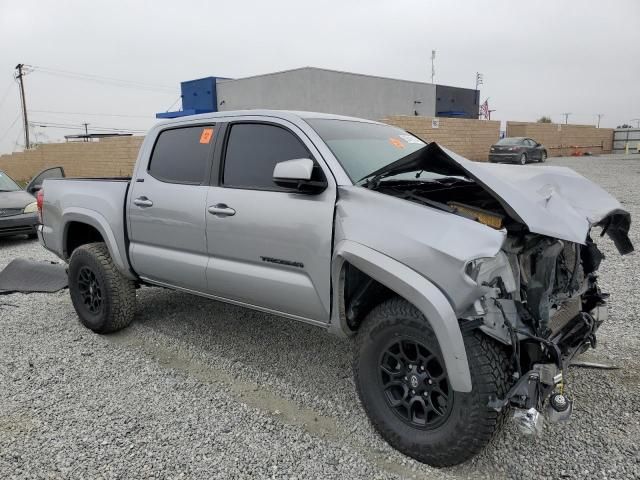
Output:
top-left (128, 124), bottom-right (216, 291)
top-left (204, 120), bottom-right (336, 322)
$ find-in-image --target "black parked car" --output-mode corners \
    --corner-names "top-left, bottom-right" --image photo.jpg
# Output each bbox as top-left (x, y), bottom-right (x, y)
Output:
top-left (488, 137), bottom-right (547, 165)
top-left (0, 166), bottom-right (64, 239)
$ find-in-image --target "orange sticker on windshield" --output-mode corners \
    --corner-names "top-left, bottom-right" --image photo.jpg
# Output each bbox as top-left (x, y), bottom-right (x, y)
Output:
top-left (200, 128), bottom-right (214, 144)
top-left (389, 137), bottom-right (405, 149)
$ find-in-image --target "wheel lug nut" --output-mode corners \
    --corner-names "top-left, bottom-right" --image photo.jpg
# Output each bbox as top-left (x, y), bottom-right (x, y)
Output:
top-left (428, 379), bottom-right (433, 384)
top-left (411, 390), bottom-right (415, 395)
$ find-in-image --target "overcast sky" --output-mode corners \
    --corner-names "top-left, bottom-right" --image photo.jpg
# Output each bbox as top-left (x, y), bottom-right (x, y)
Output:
top-left (0, 0), bottom-right (638, 154)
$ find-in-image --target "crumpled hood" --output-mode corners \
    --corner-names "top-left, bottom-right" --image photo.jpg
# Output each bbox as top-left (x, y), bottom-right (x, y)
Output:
top-left (441, 146), bottom-right (633, 252)
top-left (366, 142), bottom-right (633, 254)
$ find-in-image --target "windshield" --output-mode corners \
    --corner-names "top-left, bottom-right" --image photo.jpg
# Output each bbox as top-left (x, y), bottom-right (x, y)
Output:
top-left (305, 119), bottom-right (426, 182)
top-left (0, 171), bottom-right (21, 192)
top-left (496, 137), bottom-right (524, 145)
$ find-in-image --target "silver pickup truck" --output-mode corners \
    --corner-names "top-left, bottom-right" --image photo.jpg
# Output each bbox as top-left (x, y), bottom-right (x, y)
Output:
top-left (38, 110), bottom-right (633, 467)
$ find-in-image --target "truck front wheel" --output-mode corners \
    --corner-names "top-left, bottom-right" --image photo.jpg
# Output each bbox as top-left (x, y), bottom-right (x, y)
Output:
top-left (68, 242), bottom-right (136, 333)
top-left (353, 297), bottom-right (511, 467)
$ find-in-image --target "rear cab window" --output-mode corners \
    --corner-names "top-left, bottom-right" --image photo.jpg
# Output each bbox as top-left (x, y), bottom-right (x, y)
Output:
top-left (148, 125), bottom-right (216, 184)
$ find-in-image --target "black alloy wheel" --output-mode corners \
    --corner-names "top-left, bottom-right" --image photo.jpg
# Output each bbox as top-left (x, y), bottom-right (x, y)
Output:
top-left (77, 266), bottom-right (103, 315)
top-left (379, 338), bottom-right (452, 429)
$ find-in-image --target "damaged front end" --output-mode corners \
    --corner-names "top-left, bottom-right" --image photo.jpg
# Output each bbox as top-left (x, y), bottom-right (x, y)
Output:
top-left (467, 233), bottom-right (610, 434)
top-left (366, 142), bottom-right (633, 434)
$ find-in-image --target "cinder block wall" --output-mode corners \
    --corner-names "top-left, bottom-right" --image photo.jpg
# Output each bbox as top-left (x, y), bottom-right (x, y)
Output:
top-left (381, 116), bottom-right (500, 161)
top-left (506, 122), bottom-right (613, 157)
top-left (7, 118), bottom-right (594, 182)
top-left (0, 136), bottom-right (144, 182)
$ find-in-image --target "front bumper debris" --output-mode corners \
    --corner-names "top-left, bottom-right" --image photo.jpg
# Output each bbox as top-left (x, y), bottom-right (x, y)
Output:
top-left (487, 303), bottom-right (609, 435)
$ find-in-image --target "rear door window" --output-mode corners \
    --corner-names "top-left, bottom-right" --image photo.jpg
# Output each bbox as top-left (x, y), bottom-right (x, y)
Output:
top-left (148, 125), bottom-right (215, 184)
top-left (222, 123), bottom-right (310, 190)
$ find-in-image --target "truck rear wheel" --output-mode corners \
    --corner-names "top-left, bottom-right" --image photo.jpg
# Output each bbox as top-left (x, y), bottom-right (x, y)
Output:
top-left (353, 297), bottom-right (511, 467)
top-left (68, 242), bottom-right (136, 333)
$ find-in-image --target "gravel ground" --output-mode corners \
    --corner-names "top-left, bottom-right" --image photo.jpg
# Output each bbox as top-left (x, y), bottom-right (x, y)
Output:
top-left (1, 154), bottom-right (639, 479)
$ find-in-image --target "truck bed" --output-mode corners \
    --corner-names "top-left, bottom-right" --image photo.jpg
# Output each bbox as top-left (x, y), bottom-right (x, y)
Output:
top-left (39, 177), bottom-right (133, 276)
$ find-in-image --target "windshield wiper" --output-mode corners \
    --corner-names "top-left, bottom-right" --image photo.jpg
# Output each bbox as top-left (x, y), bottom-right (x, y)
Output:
top-left (357, 169), bottom-right (398, 189)
top-left (356, 144), bottom-right (430, 189)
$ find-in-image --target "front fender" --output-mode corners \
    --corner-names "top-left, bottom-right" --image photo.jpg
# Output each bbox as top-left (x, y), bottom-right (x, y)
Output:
top-left (61, 208), bottom-right (135, 280)
top-left (330, 240), bottom-right (472, 392)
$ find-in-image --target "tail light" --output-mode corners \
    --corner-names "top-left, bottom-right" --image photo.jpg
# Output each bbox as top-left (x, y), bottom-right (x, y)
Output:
top-left (36, 189), bottom-right (44, 223)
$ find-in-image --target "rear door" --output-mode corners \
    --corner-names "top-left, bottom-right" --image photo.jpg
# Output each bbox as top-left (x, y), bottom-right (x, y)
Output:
top-left (204, 119), bottom-right (336, 323)
top-left (128, 124), bottom-right (216, 291)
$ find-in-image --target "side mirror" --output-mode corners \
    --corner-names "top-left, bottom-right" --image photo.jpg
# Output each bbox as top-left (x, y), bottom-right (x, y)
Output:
top-left (28, 184), bottom-right (42, 195)
top-left (273, 158), bottom-right (327, 194)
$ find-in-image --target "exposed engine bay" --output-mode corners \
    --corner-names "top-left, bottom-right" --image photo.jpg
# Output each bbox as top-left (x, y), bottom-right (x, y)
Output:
top-left (367, 142), bottom-right (634, 434)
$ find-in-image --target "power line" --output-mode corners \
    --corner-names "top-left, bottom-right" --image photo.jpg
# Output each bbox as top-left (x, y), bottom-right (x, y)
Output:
top-left (31, 120), bottom-right (146, 133)
top-left (30, 109), bottom-right (152, 119)
top-left (0, 80), bottom-right (16, 111)
top-left (28, 64), bottom-right (175, 93)
top-left (0, 114), bottom-right (21, 143)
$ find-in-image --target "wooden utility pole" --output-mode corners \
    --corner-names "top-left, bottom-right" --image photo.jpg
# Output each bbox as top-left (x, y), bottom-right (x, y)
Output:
top-left (15, 64), bottom-right (30, 149)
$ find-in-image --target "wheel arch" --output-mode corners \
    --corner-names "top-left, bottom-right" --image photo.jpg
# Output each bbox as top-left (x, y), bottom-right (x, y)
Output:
top-left (330, 240), bottom-right (472, 392)
top-left (61, 208), bottom-right (135, 280)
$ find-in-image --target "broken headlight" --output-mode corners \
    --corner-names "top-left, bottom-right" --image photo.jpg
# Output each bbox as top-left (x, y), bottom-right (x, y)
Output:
top-left (464, 252), bottom-right (517, 294)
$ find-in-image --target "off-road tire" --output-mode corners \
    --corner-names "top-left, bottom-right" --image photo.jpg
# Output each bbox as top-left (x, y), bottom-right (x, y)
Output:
top-left (519, 153), bottom-right (527, 165)
top-left (68, 242), bottom-right (136, 333)
top-left (354, 297), bottom-right (511, 467)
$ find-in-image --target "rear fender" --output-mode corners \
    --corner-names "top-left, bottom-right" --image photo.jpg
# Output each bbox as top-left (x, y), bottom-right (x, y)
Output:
top-left (330, 240), bottom-right (472, 392)
top-left (61, 208), bottom-right (135, 280)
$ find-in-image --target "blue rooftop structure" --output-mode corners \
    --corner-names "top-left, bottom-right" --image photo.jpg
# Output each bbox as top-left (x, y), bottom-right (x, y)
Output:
top-left (156, 76), bottom-right (228, 119)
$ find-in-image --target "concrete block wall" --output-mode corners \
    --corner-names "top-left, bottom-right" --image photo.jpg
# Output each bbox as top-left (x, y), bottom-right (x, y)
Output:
top-left (0, 118), bottom-right (615, 182)
top-left (0, 136), bottom-right (144, 182)
top-left (506, 122), bottom-right (613, 156)
top-left (381, 116), bottom-right (500, 161)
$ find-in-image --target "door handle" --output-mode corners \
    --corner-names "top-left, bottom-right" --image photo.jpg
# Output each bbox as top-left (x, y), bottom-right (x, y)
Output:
top-left (208, 203), bottom-right (236, 217)
top-left (133, 196), bottom-right (153, 208)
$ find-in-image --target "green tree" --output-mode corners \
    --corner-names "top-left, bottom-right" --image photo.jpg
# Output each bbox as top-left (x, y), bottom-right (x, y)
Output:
top-left (537, 116), bottom-right (552, 123)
